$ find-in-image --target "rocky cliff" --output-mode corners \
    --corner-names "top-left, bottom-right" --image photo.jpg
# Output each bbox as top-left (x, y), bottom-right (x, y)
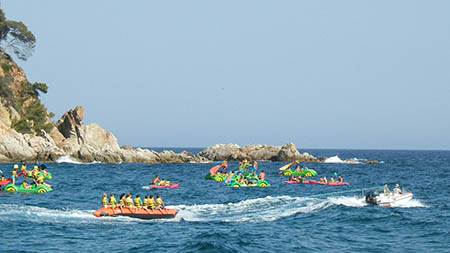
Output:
top-left (0, 104), bottom-right (318, 162)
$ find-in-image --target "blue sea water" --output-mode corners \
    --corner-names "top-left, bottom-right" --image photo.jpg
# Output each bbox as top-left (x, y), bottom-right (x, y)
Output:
top-left (0, 149), bottom-right (449, 252)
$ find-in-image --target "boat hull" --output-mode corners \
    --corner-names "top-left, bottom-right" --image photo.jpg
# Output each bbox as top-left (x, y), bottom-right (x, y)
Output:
top-left (93, 207), bottom-right (177, 219)
top-left (149, 184), bottom-right (179, 189)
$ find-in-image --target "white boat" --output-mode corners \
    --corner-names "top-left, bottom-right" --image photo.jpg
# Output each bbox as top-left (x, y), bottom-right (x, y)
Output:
top-left (365, 185), bottom-right (413, 207)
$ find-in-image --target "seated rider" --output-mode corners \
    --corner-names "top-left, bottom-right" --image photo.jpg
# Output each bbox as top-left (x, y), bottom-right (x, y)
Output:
top-left (258, 170), bottom-right (266, 180)
top-left (330, 177), bottom-right (335, 183)
top-left (134, 195), bottom-right (142, 208)
top-left (289, 175), bottom-right (296, 181)
top-left (102, 193), bottom-right (108, 208)
top-left (156, 194), bottom-right (164, 209)
top-left (143, 195), bottom-right (149, 209)
top-left (166, 179), bottom-right (171, 186)
top-left (151, 175), bottom-right (160, 185)
top-left (125, 193), bottom-right (133, 207)
top-left (384, 184), bottom-right (390, 195)
top-left (338, 175), bottom-right (343, 183)
top-left (323, 177), bottom-right (328, 183)
top-left (0, 175), bottom-right (4, 181)
top-left (393, 184), bottom-right (402, 194)
top-left (118, 193), bottom-right (126, 209)
top-left (148, 195), bottom-right (156, 209)
top-left (109, 193), bottom-right (117, 208)
top-left (22, 181), bottom-right (32, 189)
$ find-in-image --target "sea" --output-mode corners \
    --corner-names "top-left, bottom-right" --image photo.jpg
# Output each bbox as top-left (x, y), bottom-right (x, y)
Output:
top-left (0, 149), bottom-right (449, 252)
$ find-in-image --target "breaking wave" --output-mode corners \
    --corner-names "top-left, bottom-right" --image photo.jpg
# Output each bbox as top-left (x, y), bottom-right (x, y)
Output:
top-left (324, 155), bottom-right (364, 164)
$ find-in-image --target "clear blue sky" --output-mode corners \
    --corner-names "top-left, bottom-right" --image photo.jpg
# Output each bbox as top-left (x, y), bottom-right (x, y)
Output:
top-left (3, 1), bottom-right (450, 149)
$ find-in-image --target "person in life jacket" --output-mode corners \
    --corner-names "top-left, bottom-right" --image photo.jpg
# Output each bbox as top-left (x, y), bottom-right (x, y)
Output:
top-left (125, 193), bottom-right (133, 207)
top-left (101, 193), bottom-right (108, 208)
top-left (148, 195), bottom-right (156, 209)
top-left (143, 195), bottom-right (149, 209)
top-left (338, 174), bottom-right (343, 183)
top-left (133, 195), bottom-right (142, 209)
top-left (118, 193), bottom-right (126, 212)
top-left (155, 194), bottom-right (164, 209)
top-left (109, 193), bottom-right (117, 208)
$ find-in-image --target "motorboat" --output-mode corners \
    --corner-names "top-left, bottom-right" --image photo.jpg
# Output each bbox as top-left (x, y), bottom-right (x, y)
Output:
top-left (365, 184), bottom-right (413, 207)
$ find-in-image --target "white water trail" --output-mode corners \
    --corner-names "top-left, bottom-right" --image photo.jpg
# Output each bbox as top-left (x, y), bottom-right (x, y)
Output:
top-left (0, 195), bottom-right (427, 225)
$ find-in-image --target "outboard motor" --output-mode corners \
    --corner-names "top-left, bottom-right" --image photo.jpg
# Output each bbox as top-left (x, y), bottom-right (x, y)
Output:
top-left (365, 193), bottom-right (378, 205)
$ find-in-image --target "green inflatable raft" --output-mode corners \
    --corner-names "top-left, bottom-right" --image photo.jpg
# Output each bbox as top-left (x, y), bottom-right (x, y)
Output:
top-left (281, 168), bottom-right (317, 177)
top-left (2, 183), bottom-right (53, 193)
top-left (226, 179), bottom-right (270, 188)
top-left (27, 171), bottom-right (52, 180)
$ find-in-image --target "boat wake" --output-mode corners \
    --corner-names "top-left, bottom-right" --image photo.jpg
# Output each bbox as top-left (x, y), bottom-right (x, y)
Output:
top-left (0, 195), bottom-right (427, 224)
top-left (170, 195), bottom-right (365, 222)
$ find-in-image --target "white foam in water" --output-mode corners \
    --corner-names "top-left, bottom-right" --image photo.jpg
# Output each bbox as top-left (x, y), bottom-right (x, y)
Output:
top-left (55, 155), bottom-right (82, 164)
top-left (324, 155), bottom-right (363, 164)
top-left (55, 155), bottom-right (102, 164)
top-left (327, 196), bottom-right (368, 207)
top-left (391, 198), bottom-right (428, 208)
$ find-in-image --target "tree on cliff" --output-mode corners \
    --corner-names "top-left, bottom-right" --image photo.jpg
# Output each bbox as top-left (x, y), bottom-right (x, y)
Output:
top-left (0, 8), bottom-right (36, 61)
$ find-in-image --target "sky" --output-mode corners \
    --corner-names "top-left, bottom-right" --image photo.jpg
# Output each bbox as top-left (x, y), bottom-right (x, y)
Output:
top-left (2, 1), bottom-right (450, 149)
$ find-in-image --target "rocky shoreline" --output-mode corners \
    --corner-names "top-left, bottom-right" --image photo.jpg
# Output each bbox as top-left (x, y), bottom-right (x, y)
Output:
top-left (0, 105), bottom-right (323, 163)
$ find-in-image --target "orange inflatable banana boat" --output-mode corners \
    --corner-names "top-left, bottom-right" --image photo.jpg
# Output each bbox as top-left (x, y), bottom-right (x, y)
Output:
top-left (93, 206), bottom-right (177, 219)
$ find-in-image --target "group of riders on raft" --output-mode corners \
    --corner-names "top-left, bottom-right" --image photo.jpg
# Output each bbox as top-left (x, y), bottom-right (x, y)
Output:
top-left (0, 163), bottom-right (51, 189)
top-left (101, 192), bottom-right (166, 212)
top-left (150, 175), bottom-right (172, 186)
top-left (214, 160), bottom-right (267, 186)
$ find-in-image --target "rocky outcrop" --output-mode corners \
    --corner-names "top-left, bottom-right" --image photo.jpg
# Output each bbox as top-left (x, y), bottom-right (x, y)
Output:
top-left (197, 142), bottom-right (319, 162)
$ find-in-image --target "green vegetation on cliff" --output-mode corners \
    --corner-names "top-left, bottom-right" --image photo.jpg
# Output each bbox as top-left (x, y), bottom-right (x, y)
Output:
top-left (0, 7), bottom-right (53, 134)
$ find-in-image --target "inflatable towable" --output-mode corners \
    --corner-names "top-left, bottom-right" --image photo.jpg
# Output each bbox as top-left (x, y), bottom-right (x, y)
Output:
top-left (93, 207), bottom-right (177, 219)
top-left (149, 184), bottom-right (179, 189)
top-left (226, 179), bottom-right (270, 188)
top-left (284, 180), bottom-right (349, 186)
top-left (205, 163), bottom-right (228, 181)
top-left (279, 161), bottom-right (317, 177)
top-left (2, 183), bottom-right (53, 193)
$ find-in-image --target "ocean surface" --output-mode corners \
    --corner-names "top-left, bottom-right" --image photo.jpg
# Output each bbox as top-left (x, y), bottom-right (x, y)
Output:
top-left (0, 149), bottom-right (449, 252)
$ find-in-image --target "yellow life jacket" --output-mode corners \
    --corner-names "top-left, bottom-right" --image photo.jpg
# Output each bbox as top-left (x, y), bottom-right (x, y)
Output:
top-left (109, 196), bottom-right (117, 206)
top-left (102, 197), bottom-right (108, 206)
top-left (125, 197), bottom-right (133, 207)
top-left (156, 198), bottom-right (163, 207)
top-left (133, 197), bottom-right (142, 208)
top-left (143, 198), bottom-right (148, 207)
top-left (119, 198), bottom-right (125, 206)
top-left (148, 198), bottom-right (155, 208)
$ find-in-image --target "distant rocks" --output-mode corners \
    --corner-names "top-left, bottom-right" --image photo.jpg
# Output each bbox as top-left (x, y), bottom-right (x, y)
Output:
top-left (0, 104), bottom-right (328, 164)
top-left (197, 142), bottom-right (319, 162)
